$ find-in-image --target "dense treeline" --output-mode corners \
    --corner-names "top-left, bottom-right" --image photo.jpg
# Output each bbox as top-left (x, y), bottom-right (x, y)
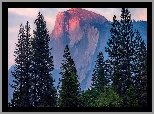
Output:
top-left (8, 8), bottom-right (147, 107)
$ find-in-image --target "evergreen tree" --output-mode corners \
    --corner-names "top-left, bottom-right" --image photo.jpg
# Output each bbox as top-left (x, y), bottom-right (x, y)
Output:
top-left (81, 52), bottom-right (111, 107)
top-left (105, 8), bottom-right (134, 103)
top-left (96, 86), bottom-right (123, 107)
top-left (58, 45), bottom-right (81, 107)
top-left (140, 75), bottom-right (147, 107)
top-left (30, 12), bottom-right (57, 107)
top-left (120, 8), bottom-right (135, 93)
top-left (126, 84), bottom-right (139, 107)
top-left (79, 88), bottom-right (100, 107)
top-left (132, 29), bottom-right (147, 107)
top-left (91, 52), bottom-right (109, 92)
top-left (9, 21), bottom-right (33, 107)
top-left (105, 15), bottom-right (123, 97)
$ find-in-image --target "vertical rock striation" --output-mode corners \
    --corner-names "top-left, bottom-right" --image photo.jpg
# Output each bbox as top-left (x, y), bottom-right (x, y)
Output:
top-left (50, 8), bottom-right (109, 86)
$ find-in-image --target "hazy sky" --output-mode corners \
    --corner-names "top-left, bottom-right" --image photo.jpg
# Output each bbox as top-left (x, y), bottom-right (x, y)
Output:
top-left (8, 8), bottom-right (147, 70)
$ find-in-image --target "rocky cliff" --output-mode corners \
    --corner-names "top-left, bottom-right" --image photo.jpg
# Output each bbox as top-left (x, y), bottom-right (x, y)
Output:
top-left (50, 8), bottom-right (111, 88)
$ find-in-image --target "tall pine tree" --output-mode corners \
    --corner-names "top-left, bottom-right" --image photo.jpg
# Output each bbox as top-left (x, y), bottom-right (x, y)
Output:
top-left (9, 21), bottom-right (33, 107)
top-left (30, 12), bottom-right (57, 107)
top-left (120, 8), bottom-right (134, 98)
top-left (91, 52), bottom-right (109, 92)
top-left (105, 8), bottom-right (135, 104)
top-left (132, 29), bottom-right (147, 107)
top-left (58, 45), bottom-right (81, 107)
top-left (105, 14), bottom-right (124, 98)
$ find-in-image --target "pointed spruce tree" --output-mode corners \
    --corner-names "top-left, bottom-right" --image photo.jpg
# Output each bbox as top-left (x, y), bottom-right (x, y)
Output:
top-left (105, 14), bottom-right (124, 98)
top-left (132, 29), bottom-right (147, 107)
top-left (30, 12), bottom-right (57, 107)
top-left (105, 8), bottom-right (135, 104)
top-left (9, 21), bottom-right (33, 107)
top-left (120, 8), bottom-right (135, 96)
top-left (58, 45), bottom-right (81, 107)
top-left (126, 84), bottom-right (139, 107)
top-left (91, 52), bottom-right (109, 92)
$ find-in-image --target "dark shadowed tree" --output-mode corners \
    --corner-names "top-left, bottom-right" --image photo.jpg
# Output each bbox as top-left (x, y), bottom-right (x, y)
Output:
top-left (58, 45), bottom-right (81, 107)
top-left (30, 12), bottom-right (57, 107)
top-left (9, 21), bottom-right (33, 107)
top-left (91, 52), bottom-right (110, 92)
top-left (105, 14), bottom-right (124, 98)
top-left (79, 88), bottom-right (99, 107)
top-left (81, 52), bottom-right (110, 107)
top-left (120, 8), bottom-right (135, 97)
top-left (132, 29), bottom-right (147, 107)
top-left (105, 8), bottom-right (135, 104)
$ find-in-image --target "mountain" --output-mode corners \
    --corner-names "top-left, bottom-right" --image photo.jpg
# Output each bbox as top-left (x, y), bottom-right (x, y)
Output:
top-left (49, 8), bottom-right (147, 90)
top-left (8, 65), bottom-right (15, 102)
top-left (8, 8), bottom-right (147, 101)
top-left (50, 8), bottom-right (111, 89)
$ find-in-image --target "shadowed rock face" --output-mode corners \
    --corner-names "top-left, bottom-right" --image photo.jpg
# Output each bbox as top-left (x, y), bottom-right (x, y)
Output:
top-left (50, 8), bottom-right (110, 85)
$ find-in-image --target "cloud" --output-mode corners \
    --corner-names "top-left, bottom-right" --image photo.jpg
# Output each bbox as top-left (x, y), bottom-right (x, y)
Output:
top-left (43, 16), bottom-right (56, 33)
top-left (8, 8), bottom-right (39, 19)
top-left (8, 25), bottom-right (32, 70)
top-left (8, 24), bottom-right (35, 70)
top-left (129, 8), bottom-right (147, 21)
top-left (83, 8), bottom-right (147, 21)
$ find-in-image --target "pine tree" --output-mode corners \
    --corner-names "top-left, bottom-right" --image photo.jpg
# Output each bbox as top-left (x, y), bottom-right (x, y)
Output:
top-left (30, 12), bottom-right (57, 107)
top-left (126, 84), bottom-right (139, 107)
top-left (120, 8), bottom-right (135, 93)
top-left (97, 86), bottom-right (123, 107)
top-left (79, 88), bottom-right (99, 107)
top-left (58, 45), bottom-right (81, 107)
top-left (105, 14), bottom-right (123, 97)
top-left (140, 75), bottom-right (147, 107)
top-left (132, 29), bottom-right (147, 107)
top-left (105, 8), bottom-right (134, 103)
top-left (91, 52), bottom-right (109, 92)
top-left (9, 21), bottom-right (33, 107)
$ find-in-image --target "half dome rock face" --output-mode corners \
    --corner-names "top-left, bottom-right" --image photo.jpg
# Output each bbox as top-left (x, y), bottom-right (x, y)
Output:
top-left (50, 8), bottom-right (111, 89)
top-left (51, 12), bottom-right (64, 39)
top-left (51, 8), bottom-right (107, 44)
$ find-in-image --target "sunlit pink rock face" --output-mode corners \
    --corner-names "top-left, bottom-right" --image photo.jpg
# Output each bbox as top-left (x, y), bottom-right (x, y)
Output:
top-left (50, 8), bottom-right (110, 88)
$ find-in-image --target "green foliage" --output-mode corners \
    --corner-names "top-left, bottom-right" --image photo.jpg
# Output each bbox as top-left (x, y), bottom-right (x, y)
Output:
top-left (96, 87), bottom-right (123, 107)
top-left (58, 45), bottom-right (81, 107)
top-left (126, 84), bottom-right (139, 107)
top-left (79, 88), bottom-right (99, 107)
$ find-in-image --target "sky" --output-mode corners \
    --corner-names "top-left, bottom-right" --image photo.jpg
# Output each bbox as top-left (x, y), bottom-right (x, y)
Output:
top-left (8, 8), bottom-right (147, 70)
